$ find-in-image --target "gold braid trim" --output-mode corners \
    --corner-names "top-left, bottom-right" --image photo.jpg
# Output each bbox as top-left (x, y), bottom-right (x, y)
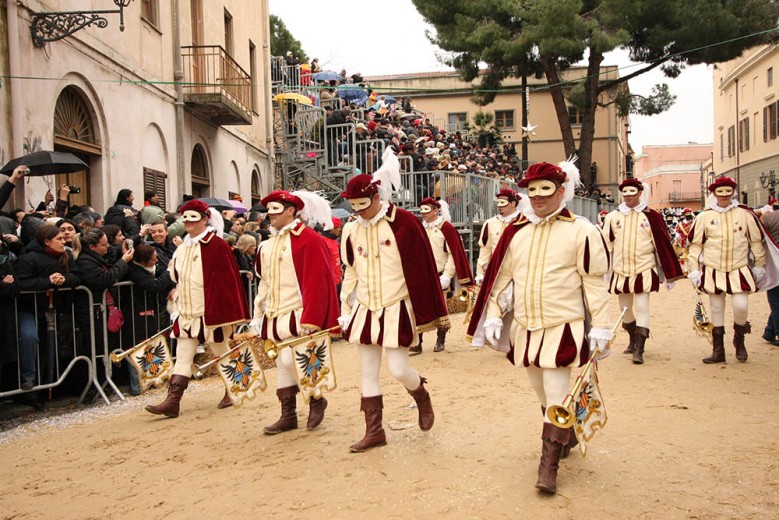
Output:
top-left (416, 315), bottom-right (451, 333)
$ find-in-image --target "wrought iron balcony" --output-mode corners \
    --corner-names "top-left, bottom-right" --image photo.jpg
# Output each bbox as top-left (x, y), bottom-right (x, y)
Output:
top-left (668, 191), bottom-right (700, 202)
top-left (181, 45), bottom-right (253, 125)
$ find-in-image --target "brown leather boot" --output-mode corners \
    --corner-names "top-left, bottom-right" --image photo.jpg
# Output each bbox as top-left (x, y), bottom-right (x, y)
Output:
top-left (703, 326), bottom-right (726, 364)
top-left (145, 374), bottom-right (189, 418)
top-left (632, 327), bottom-right (649, 364)
top-left (408, 334), bottom-right (422, 356)
top-left (350, 395), bottom-right (387, 453)
top-left (306, 396), bottom-right (328, 430)
top-left (559, 428), bottom-right (579, 459)
top-left (264, 385), bottom-right (299, 435)
top-left (434, 328), bottom-right (447, 352)
top-left (536, 422), bottom-right (568, 494)
top-left (622, 321), bottom-right (637, 354)
top-left (217, 390), bottom-right (233, 409)
top-left (408, 377), bottom-right (434, 430)
top-left (733, 322), bottom-right (751, 362)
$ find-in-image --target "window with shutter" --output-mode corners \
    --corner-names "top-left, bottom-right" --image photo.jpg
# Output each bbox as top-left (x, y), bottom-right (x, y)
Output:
top-left (143, 167), bottom-right (167, 210)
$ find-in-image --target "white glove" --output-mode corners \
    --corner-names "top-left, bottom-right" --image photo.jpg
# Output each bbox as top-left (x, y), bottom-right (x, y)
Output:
top-left (249, 317), bottom-right (263, 335)
top-left (589, 327), bottom-right (612, 360)
top-left (337, 315), bottom-right (351, 330)
top-left (688, 270), bottom-right (702, 288)
top-left (475, 274), bottom-right (484, 285)
top-left (665, 281), bottom-right (676, 291)
top-left (753, 266), bottom-right (766, 284)
top-left (439, 275), bottom-right (451, 291)
top-left (483, 317), bottom-right (503, 347)
top-left (603, 272), bottom-right (611, 284)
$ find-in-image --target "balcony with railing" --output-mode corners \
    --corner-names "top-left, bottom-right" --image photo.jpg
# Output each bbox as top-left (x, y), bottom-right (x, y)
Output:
top-left (181, 45), bottom-right (253, 125)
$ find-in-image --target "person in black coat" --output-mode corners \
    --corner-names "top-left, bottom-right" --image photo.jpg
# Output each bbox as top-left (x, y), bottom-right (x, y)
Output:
top-left (146, 220), bottom-right (180, 270)
top-left (0, 236), bottom-right (21, 390)
top-left (122, 243), bottom-right (175, 344)
top-left (103, 189), bottom-right (140, 238)
top-left (14, 225), bottom-right (81, 388)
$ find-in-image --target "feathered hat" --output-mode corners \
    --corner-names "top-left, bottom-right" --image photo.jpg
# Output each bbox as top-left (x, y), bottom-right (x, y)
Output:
top-left (292, 190), bottom-right (333, 230)
top-left (519, 156), bottom-right (581, 202)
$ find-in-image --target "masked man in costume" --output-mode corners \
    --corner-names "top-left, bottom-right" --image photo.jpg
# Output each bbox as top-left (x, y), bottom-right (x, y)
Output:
top-left (251, 190), bottom-right (340, 434)
top-left (339, 148), bottom-right (449, 453)
top-left (467, 160), bottom-right (612, 495)
top-left (414, 197), bottom-right (473, 353)
top-left (471, 189), bottom-right (522, 348)
top-left (146, 200), bottom-right (249, 418)
top-left (688, 177), bottom-right (770, 364)
top-left (602, 179), bottom-right (684, 364)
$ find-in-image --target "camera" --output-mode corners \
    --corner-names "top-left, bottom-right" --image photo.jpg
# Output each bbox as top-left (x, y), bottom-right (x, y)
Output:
top-left (68, 185), bottom-right (81, 194)
top-left (124, 239), bottom-right (134, 252)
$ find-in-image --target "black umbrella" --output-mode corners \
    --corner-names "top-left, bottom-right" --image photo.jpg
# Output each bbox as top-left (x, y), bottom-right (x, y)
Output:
top-left (194, 197), bottom-right (234, 211)
top-left (250, 201), bottom-right (267, 213)
top-left (0, 150), bottom-right (89, 176)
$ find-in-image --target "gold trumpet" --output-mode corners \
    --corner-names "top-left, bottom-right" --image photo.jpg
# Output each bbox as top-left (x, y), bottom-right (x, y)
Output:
top-left (263, 326), bottom-right (341, 360)
top-left (547, 308), bottom-right (628, 429)
top-left (446, 287), bottom-right (471, 315)
top-left (192, 336), bottom-right (259, 379)
top-left (109, 326), bottom-right (173, 365)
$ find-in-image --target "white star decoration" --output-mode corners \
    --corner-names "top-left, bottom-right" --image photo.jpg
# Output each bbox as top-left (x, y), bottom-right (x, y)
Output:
top-left (521, 123), bottom-right (538, 139)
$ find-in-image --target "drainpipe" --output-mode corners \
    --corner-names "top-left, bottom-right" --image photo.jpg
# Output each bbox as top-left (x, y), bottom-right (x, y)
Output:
top-left (7, 0), bottom-right (25, 207)
top-left (261, 0), bottom-right (274, 192)
top-left (735, 78), bottom-right (740, 197)
top-left (172, 0), bottom-right (186, 204)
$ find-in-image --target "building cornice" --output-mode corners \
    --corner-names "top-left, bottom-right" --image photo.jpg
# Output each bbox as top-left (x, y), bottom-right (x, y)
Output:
top-left (718, 44), bottom-right (777, 91)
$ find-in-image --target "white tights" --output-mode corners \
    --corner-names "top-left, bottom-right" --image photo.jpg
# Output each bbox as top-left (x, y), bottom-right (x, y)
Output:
top-left (172, 338), bottom-right (230, 377)
top-left (526, 365), bottom-right (572, 424)
top-left (708, 293), bottom-right (749, 327)
top-left (275, 347), bottom-right (298, 389)
top-left (618, 293), bottom-right (651, 328)
top-left (358, 344), bottom-right (422, 397)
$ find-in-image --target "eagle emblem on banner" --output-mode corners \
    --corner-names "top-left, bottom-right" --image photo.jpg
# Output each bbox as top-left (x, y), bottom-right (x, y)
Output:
top-left (292, 335), bottom-right (337, 403)
top-left (218, 342), bottom-right (267, 407)
top-left (572, 367), bottom-right (608, 457)
top-left (129, 336), bottom-right (173, 392)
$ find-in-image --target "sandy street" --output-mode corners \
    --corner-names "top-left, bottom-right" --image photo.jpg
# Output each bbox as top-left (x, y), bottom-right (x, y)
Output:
top-left (1, 283), bottom-right (778, 519)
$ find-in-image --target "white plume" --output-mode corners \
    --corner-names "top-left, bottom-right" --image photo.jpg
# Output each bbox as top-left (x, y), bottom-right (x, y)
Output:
top-left (557, 155), bottom-right (581, 202)
top-left (292, 190), bottom-right (333, 230)
top-left (439, 199), bottom-right (452, 223)
top-left (207, 208), bottom-right (224, 238)
top-left (373, 147), bottom-right (401, 202)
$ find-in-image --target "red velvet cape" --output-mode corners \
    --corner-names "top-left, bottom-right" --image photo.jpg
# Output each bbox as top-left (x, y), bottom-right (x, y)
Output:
top-left (440, 221), bottom-right (474, 285)
top-left (642, 209), bottom-right (685, 282)
top-left (388, 205), bottom-right (450, 331)
top-left (466, 214), bottom-right (529, 338)
top-left (199, 232), bottom-right (250, 327)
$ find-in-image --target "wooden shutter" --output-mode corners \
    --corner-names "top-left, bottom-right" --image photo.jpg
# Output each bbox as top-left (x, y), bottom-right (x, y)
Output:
top-left (143, 167), bottom-right (167, 210)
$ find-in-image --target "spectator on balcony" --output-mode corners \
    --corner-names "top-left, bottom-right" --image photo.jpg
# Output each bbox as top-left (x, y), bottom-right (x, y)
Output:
top-left (15, 225), bottom-right (81, 389)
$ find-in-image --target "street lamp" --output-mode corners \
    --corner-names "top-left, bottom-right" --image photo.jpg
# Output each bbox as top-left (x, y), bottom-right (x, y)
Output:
top-left (759, 169), bottom-right (777, 198)
top-left (30, 0), bottom-right (135, 48)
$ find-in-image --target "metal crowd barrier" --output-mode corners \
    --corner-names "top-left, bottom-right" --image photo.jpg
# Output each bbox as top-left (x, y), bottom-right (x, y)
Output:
top-left (2, 286), bottom-right (108, 406)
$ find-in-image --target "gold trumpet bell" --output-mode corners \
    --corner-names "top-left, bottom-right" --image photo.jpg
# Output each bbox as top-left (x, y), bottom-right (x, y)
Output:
top-left (547, 402), bottom-right (575, 429)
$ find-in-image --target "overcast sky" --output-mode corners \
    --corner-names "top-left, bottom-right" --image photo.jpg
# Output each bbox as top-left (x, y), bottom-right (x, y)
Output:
top-left (269, 0), bottom-right (715, 155)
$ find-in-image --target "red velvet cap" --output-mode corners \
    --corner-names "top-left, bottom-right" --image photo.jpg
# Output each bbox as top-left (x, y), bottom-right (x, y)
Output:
top-left (517, 162), bottom-right (566, 188)
top-left (342, 174), bottom-right (380, 199)
top-left (599, 209), bottom-right (608, 216)
top-left (420, 197), bottom-right (440, 209)
top-left (179, 200), bottom-right (209, 215)
top-left (496, 188), bottom-right (520, 202)
top-left (619, 178), bottom-right (644, 191)
top-left (261, 190), bottom-right (304, 211)
top-left (708, 176), bottom-right (737, 193)
top-left (770, 197), bottom-right (779, 205)
top-left (681, 207), bottom-right (693, 216)
top-left (331, 217), bottom-right (342, 228)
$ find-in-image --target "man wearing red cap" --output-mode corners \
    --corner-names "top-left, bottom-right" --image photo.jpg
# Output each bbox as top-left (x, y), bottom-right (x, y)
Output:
top-left (688, 177), bottom-right (768, 363)
top-left (471, 189), bottom-right (522, 347)
top-left (415, 197), bottom-right (473, 353)
top-left (601, 178), bottom-right (684, 364)
top-left (467, 160), bottom-right (611, 495)
top-left (251, 190), bottom-right (339, 434)
top-left (146, 200), bottom-right (249, 418)
top-left (340, 170), bottom-right (448, 453)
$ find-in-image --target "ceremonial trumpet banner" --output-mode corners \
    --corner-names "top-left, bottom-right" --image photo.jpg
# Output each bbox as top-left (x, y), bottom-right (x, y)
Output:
top-left (195, 335), bottom-right (268, 407)
top-left (110, 327), bottom-right (174, 393)
top-left (548, 308), bottom-right (627, 456)
top-left (264, 328), bottom-right (338, 403)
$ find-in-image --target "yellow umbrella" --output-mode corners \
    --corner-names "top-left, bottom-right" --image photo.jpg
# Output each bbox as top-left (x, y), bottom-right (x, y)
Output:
top-left (273, 93), bottom-right (313, 105)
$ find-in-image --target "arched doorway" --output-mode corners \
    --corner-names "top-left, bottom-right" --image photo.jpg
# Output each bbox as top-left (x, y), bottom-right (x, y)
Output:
top-left (53, 86), bottom-right (101, 208)
top-left (251, 167), bottom-right (262, 206)
top-left (191, 144), bottom-right (210, 198)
